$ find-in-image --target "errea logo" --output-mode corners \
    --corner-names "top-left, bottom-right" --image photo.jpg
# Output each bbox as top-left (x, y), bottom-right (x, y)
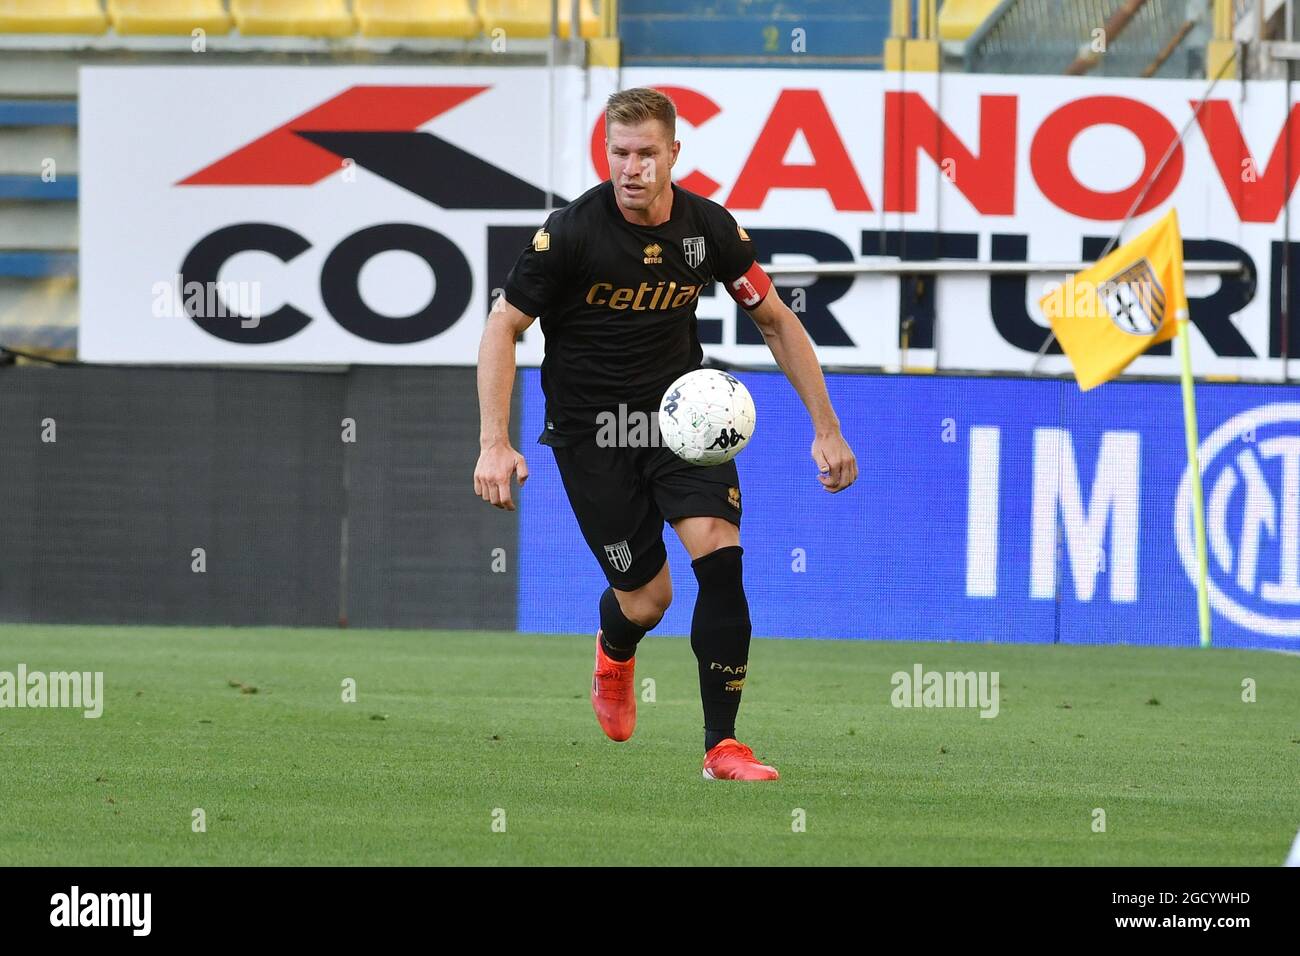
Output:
top-left (1177, 403), bottom-right (1300, 637)
top-left (642, 243), bottom-right (662, 264)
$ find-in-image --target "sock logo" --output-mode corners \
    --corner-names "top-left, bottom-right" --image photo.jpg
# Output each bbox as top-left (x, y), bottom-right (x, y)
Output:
top-left (724, 678), bottom-right (746, 692)
top-left (709, 662), bottom-right (747, 675)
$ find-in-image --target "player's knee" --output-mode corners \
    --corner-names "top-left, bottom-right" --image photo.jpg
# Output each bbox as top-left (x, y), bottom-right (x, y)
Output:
top-left (619, 578), bottom-right (671, 628)
top-left (677, 517), bottom-right (740, 560)
top-left (691, 545), bottom-right (748, 606)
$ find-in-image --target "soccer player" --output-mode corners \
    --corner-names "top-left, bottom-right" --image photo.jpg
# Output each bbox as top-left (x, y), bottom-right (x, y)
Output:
top-left (474, 88), bottom-right (856, 780)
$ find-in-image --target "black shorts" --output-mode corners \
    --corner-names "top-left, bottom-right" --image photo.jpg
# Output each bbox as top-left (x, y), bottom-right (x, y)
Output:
top-left (551, 439), bottom-right (742, 591)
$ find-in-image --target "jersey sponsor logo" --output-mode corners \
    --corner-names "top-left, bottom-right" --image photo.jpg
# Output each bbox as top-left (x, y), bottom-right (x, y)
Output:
top-left (683, 236), bottom-right (706, 268)
top-left (532, 229), bottom-right (550, 252)
top-left (642, 243), bottom-right (663, 264)
top-left (604, 540), bottom-right (633, 573)
top-left (585, 280), bottom-right (704, 312)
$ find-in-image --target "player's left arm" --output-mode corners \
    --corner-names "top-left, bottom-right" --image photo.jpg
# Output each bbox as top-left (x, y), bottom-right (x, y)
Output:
top-left (744, 290), bottom-right (857, 492)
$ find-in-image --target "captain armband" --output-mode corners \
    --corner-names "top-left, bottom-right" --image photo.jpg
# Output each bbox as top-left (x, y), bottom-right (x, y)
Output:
top-left (724, 262), bottom-right (772, 309)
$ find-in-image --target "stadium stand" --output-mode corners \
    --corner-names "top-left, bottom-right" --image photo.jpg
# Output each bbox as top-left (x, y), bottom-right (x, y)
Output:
top-left (0, 1), bottom-right (108, 33)
top-left (354, 0), bottom-right (481, 38)
top-left (480, 0), bottom-right (599, 39)
top-left (955, 0), bottom-right (1215, 77)
top-left (936, 0), bottom-right (1001, 41)
top-left (618, 0), bottom-right (889, 67)
top-left (108, 0), bottom-right (233, 34)
top-left (230, 0), bottom-right (356, 37)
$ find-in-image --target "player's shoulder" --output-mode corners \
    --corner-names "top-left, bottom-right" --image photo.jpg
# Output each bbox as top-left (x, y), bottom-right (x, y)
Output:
top-left (674, 184), bottom-right (734, 223)
top-left (544, 181), bottom-right (613, 230)
top-left (532, 181), bottom-right (612, 254)
top-left (674, 185), bottom-right (746, 240)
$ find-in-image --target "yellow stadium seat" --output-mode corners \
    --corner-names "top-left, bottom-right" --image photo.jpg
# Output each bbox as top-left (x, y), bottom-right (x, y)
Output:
top-left (479, 0), bottom-right (600, 40)
top-left (108, 1), bottom-right (232, 35)
top-left (0, 0), bottom-right (109, 34)
top-left (937, 0), bottom-right (1002, 42)
top-left (355, 0), bottom-right (479, 38)
top-left (230, 0), bottom-right (355, 37)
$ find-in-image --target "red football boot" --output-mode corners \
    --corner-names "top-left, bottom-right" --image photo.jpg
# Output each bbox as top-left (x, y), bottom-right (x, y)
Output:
top-left (702, 738), bottom-right (780, 780)
top-left (591, 632), bottom-right (636, 742)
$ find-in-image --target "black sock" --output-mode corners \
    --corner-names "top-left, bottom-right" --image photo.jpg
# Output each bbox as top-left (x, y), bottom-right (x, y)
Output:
top-left (690, 546), bottom-right (751, 752)
top-left (599, 587), bottom-right (650, 662)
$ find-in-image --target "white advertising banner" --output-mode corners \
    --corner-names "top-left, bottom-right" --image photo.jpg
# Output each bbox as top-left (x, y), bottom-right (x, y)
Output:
top-left (79, 65), bottom-right (601, 365)
top-left (80, 66), bottom-right (1300, 376)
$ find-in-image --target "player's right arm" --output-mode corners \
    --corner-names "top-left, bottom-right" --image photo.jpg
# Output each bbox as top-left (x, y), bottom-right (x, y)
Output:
top-left (475, 217), bottom-right (570, 510)
top-left (474, 295), bottom-right (534, 511)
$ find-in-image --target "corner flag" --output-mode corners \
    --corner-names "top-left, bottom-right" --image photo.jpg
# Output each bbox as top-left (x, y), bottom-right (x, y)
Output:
top-left (1039, 208), bottom-right (1187, 391)
top-left (1039, 207), bottom-right (1211, 647)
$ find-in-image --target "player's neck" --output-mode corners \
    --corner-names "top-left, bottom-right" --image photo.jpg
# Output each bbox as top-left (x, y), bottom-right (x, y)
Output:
top-left (617, 183), bottom-right (674, 227)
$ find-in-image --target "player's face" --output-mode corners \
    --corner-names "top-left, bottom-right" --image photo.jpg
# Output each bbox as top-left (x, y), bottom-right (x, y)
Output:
top-left (606, 120), bottom-right (679, 211)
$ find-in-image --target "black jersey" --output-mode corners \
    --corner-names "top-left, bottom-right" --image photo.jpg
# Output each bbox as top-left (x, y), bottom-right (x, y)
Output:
top-left (503, 180), bottom-right (760, 447)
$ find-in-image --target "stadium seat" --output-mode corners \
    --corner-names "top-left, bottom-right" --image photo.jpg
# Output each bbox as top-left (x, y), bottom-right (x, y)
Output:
top-left (230, 0), bottom-right (356, 37)
top-left (0, 0), bottom-right (109, 34)
top-left (479, 0), bottom-right (600, 40)
top-left (107, 1), bottom-right (233, 35)
top-left (937, 0), bottom-right (1003, 42)
top-left (355, 0), bottom-right (480, 38)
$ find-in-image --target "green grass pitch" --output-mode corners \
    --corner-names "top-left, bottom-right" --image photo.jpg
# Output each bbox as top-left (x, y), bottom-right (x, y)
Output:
top-left (0, 624), bottom-right (1296, 866)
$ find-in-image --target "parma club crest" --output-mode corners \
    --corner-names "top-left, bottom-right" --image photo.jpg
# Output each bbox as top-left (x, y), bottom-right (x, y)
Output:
top-left (683, 236), bottom-right (706, 269)
top-left (604, 540), bottom-right (632, 573)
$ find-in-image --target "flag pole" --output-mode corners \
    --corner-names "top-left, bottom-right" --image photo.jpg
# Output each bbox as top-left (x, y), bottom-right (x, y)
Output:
top-left (1177, 311), bottom-right (1212, 647)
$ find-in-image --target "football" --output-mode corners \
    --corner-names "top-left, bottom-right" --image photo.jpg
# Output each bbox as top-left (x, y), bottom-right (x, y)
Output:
top-left (658, 369), bottom-right (756, 466)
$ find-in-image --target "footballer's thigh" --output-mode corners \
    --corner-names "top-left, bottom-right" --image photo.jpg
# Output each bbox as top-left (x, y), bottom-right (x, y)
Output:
top-left (672, 515), bottom-right (740, 560)
top-left (551, 440), bottom-right (672, 624)
top-left (648, 446), bottom-right (744, 558)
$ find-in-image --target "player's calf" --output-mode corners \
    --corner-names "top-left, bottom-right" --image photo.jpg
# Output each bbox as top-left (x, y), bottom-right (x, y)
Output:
top-left (689, 545), bottom-right (752, 752)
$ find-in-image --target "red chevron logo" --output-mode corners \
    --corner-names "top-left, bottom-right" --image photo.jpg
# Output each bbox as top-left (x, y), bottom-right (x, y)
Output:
top-left (178, 85), bottom-right (487, 186)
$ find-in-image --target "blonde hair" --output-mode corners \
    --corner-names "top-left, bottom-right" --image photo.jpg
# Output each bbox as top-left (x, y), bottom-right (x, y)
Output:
top-left (605, 88), bottom-right (677, 141)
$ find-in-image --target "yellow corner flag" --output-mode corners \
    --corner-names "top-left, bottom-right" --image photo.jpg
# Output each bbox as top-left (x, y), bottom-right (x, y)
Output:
top-left (1040, 208), bottom-right (1188, 391)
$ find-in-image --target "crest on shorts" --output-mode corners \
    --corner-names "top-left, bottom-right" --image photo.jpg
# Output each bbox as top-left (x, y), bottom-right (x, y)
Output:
top-left (727, 487), bottom-right (741, 511)
top-left (604, 540), bottom-right (632, 573)
top-left (683, 236), bottom-right (706, 269)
